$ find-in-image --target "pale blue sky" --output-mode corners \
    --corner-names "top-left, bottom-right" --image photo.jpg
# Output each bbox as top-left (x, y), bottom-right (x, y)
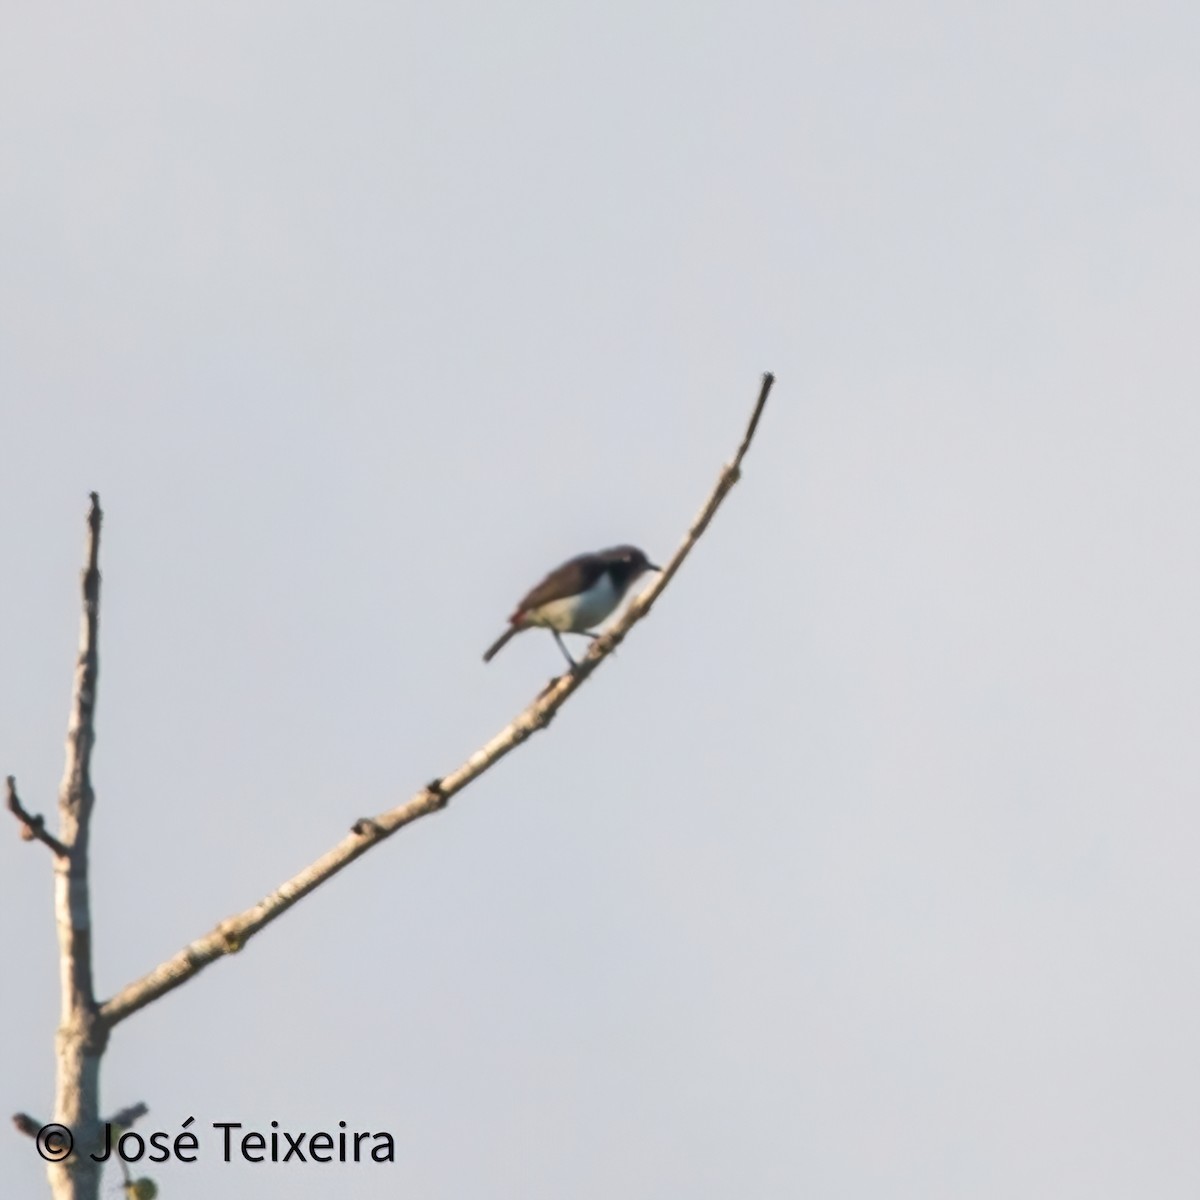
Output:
top-left (3, 3), bottom-right (1199, 1197)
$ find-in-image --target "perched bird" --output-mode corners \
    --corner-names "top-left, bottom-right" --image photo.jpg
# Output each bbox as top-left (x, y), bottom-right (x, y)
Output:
top-left (483, 545), bottom-right (661, 667)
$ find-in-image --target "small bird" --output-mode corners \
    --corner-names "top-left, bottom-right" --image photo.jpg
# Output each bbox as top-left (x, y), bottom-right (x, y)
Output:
top-left (483, 545), bottom-right (661, 667)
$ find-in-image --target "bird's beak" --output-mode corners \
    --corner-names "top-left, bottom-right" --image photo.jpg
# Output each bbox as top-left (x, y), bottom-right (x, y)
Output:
top-left (646, 562), bottom-right (663, 573)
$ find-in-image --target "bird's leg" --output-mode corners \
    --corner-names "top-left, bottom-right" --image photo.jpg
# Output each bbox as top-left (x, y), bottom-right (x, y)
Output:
top-left (552, 630), bottom-right (578, 669)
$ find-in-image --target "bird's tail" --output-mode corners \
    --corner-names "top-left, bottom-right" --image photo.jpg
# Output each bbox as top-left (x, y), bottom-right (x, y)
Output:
top-left (482, 625), bottom-right (520, 663)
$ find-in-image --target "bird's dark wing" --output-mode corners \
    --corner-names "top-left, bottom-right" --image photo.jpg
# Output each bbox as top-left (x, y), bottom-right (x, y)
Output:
top-left (511, 553), bottom-right (606, 619)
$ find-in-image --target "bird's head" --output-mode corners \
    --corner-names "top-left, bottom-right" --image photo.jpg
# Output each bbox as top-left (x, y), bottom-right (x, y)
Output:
top-left (599, 545), bottom-right (662, 592)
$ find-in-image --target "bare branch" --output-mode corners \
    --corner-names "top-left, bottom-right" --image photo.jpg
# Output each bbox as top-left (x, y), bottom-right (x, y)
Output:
top-left (6, 775), bottom-right (67, 856)
top-left (591, 370), bottom-right (775, 634)
top-left (99, 374), bottom-right (776, 1027)
top-left (62, 492), bottom-right (103, 809)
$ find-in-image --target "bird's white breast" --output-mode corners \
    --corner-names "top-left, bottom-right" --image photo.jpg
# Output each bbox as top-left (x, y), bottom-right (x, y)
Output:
top-left (527, 572), bottom-right (619, 633)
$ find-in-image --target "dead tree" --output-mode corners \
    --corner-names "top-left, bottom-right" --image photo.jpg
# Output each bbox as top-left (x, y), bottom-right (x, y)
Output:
top-left (8, 373), bottom-right (775, 1200)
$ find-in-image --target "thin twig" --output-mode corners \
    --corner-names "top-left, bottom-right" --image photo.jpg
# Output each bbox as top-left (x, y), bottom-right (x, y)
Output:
top-left (6, 776), bottom-right (67, 856)
top-left (12, 1112), bottom-right (42, 1138)
top-left (105, 1102), bottom-right (149, 1129)
top-left (99, 373), bottom-right (776, 1027)
top-left (108, 1109), bottom-right (151, 1196)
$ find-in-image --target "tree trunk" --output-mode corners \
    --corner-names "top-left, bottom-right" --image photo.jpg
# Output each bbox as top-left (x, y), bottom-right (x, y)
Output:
top-left (46, 494), bottom-right (105, 1200)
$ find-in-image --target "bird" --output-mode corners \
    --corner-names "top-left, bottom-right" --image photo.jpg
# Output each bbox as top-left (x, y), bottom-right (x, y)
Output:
top-left (483, 545), bottom-right (661, 668)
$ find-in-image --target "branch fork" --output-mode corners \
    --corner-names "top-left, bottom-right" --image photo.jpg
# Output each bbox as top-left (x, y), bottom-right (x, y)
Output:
top-left (9, 377), bottom-right (777, 1200)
